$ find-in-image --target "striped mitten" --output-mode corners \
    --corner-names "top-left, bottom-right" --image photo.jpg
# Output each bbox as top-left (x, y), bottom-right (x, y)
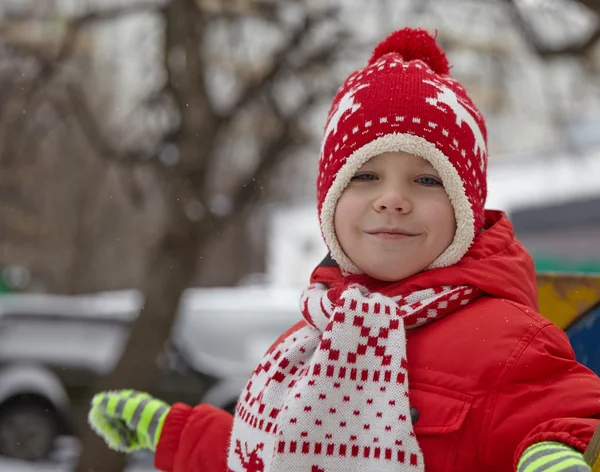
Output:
top-left (88, 389), bottom-right (170, 453)
top-left (517, 441), bottom-right (590, 472)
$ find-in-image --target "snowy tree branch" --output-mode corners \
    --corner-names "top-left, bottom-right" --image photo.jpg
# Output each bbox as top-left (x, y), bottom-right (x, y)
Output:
top-left (185, 6), bottom-right (341, 207)
top-left (64, 85), bottom-right (161, 168)
top-left (504, 0), bottom-right (600, 58)
top-left (219, 8), bottom-right (337, 123)
top-left (212, 88), bottom-right (322, 232)
top-left (0, 2), bottom-right (165, 165)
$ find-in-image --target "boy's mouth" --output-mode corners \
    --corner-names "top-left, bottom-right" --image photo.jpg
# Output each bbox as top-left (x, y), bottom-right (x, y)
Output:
top-left (365, 227), bottom-right (420, 239)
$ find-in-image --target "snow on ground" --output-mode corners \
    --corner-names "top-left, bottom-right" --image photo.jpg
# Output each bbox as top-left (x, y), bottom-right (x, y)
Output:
top-left (0, 437), bottom-right (156, 471)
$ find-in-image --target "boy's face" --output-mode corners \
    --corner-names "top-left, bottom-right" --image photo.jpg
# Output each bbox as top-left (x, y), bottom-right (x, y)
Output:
top-left (334, 151), bottom-right (456, 282)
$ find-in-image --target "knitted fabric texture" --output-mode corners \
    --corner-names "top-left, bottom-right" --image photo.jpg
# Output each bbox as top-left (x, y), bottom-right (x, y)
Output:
top-left (317, 28), bottom-right (488, 273)
top-left (227, 283), bottom-right (481, 471)
top-left (517, 442), bottom-right (591, 472)
top-left (88, 390), bottom-right (169, 453)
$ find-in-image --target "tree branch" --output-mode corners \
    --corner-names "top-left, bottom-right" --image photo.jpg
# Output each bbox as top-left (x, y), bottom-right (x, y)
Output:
top-left (0, 2), bottom-right (164, 165)
top-left (198, 0), bottom-right (320, 22)
top-left (574, 0), bottom-right (600, 15)
top-left (200, 0), bottom-right (277, 22)
top-left (0, 2), bottom-right (165, 68)
top-left (215, 89), bottom-right (321, 231)
top-left (192, 13), bottom-right (343, 202)
top-left (503, 0), bottom-right (600, 59)
top-left (56, 3), bottom-right (164, 63)
top-left (218, 7), bottom-right (337, 123)
top-left (64, 85), bottom-right (160, 167)
top-left (0, 1), bottom-right (164, 23)
top-left (161, 0), bottom-right (216, 161)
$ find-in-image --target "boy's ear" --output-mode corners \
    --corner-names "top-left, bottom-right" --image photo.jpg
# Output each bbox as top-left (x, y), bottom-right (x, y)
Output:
top-left (318, 253), bottom-right (339, 269)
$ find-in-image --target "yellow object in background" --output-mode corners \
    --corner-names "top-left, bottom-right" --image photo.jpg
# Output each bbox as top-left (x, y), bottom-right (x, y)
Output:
top-left (536, 273), bottom-right (600, 329)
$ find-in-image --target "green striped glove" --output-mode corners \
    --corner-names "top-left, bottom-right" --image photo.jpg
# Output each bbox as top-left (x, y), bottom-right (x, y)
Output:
top-left (88, 390), bottom-right (170, 453)
top-left (518, 441), bottom-right (590, 472)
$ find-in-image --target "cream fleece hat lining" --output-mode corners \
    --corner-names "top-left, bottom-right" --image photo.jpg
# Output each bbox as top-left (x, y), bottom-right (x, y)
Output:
top-left (319, 133), bottom-right (475, 274)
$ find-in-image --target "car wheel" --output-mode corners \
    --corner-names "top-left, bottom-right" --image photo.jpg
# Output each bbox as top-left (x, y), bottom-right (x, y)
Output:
top-left (0, 401), bottom-right (59, 461)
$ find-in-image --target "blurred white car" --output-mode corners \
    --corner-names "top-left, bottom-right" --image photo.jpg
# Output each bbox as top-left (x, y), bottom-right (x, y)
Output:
top-left (0, 286), bottom-right (301, 461)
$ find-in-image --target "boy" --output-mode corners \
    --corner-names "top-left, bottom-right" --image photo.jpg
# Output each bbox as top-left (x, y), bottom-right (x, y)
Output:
top-left (88, 28), bottom-right (600, 471)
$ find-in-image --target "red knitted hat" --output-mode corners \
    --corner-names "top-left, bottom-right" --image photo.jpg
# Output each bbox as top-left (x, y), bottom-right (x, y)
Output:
top-left (317, 28), bottom-right (488, 274)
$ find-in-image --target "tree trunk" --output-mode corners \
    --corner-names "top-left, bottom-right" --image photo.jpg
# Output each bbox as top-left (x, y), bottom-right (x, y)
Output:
top-left (66, 169), bottom-right (100, 295)
top-left (75, 185), bottom-right (212, 471)
top-left (72, 0), bottom-right (335, 468)
top-left (75, 0), bottom-right (220, 467)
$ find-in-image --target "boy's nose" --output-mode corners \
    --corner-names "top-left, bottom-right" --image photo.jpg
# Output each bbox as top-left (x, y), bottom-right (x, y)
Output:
top-left (374, 190), bottom-right (412, 213)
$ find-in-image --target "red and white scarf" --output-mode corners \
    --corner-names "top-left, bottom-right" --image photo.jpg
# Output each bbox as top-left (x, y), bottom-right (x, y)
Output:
top-left (228, 282), bottom-right (481, 471)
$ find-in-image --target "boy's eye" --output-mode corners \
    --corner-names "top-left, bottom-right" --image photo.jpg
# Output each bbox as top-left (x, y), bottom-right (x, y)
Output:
top-left (351, 173), bottom-right (377, 181)
top-left (416, 176), bottom-right (442, 186)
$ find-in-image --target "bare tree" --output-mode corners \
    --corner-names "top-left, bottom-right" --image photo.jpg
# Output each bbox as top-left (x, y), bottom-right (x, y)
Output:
top-left (0, 2), bottom-right (161, 293)
top-left (0, 0), bottom-right (344, 468)
top-left (0, 1), bottom-right (344, 471)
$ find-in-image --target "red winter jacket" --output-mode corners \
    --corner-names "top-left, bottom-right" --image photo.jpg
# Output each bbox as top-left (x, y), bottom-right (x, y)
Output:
top-left (155, 210), bottom-right (600, 472)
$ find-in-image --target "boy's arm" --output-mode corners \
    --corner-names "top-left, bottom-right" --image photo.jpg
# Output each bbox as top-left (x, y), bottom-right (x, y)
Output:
top-left (154, 402), bottom-right (233, 472)
top-left (482, 321), bottom-right (600, 471)
top-left (91, 322), bottom-right (310, 471)
top-left (154, 322), bottom-right (307, 471)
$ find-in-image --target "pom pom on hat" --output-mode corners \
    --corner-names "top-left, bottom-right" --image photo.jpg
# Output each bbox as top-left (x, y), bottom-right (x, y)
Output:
top-left (368, 28), bottom-right (450, 75)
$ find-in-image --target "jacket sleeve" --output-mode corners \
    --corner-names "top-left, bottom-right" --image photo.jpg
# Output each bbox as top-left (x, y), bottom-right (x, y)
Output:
top-left (152, 322), bottom-right (306, 472)
top-left (482, 321), bottom-right (600, 471)
top-left (154, 402), bottom-right (233, 472)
